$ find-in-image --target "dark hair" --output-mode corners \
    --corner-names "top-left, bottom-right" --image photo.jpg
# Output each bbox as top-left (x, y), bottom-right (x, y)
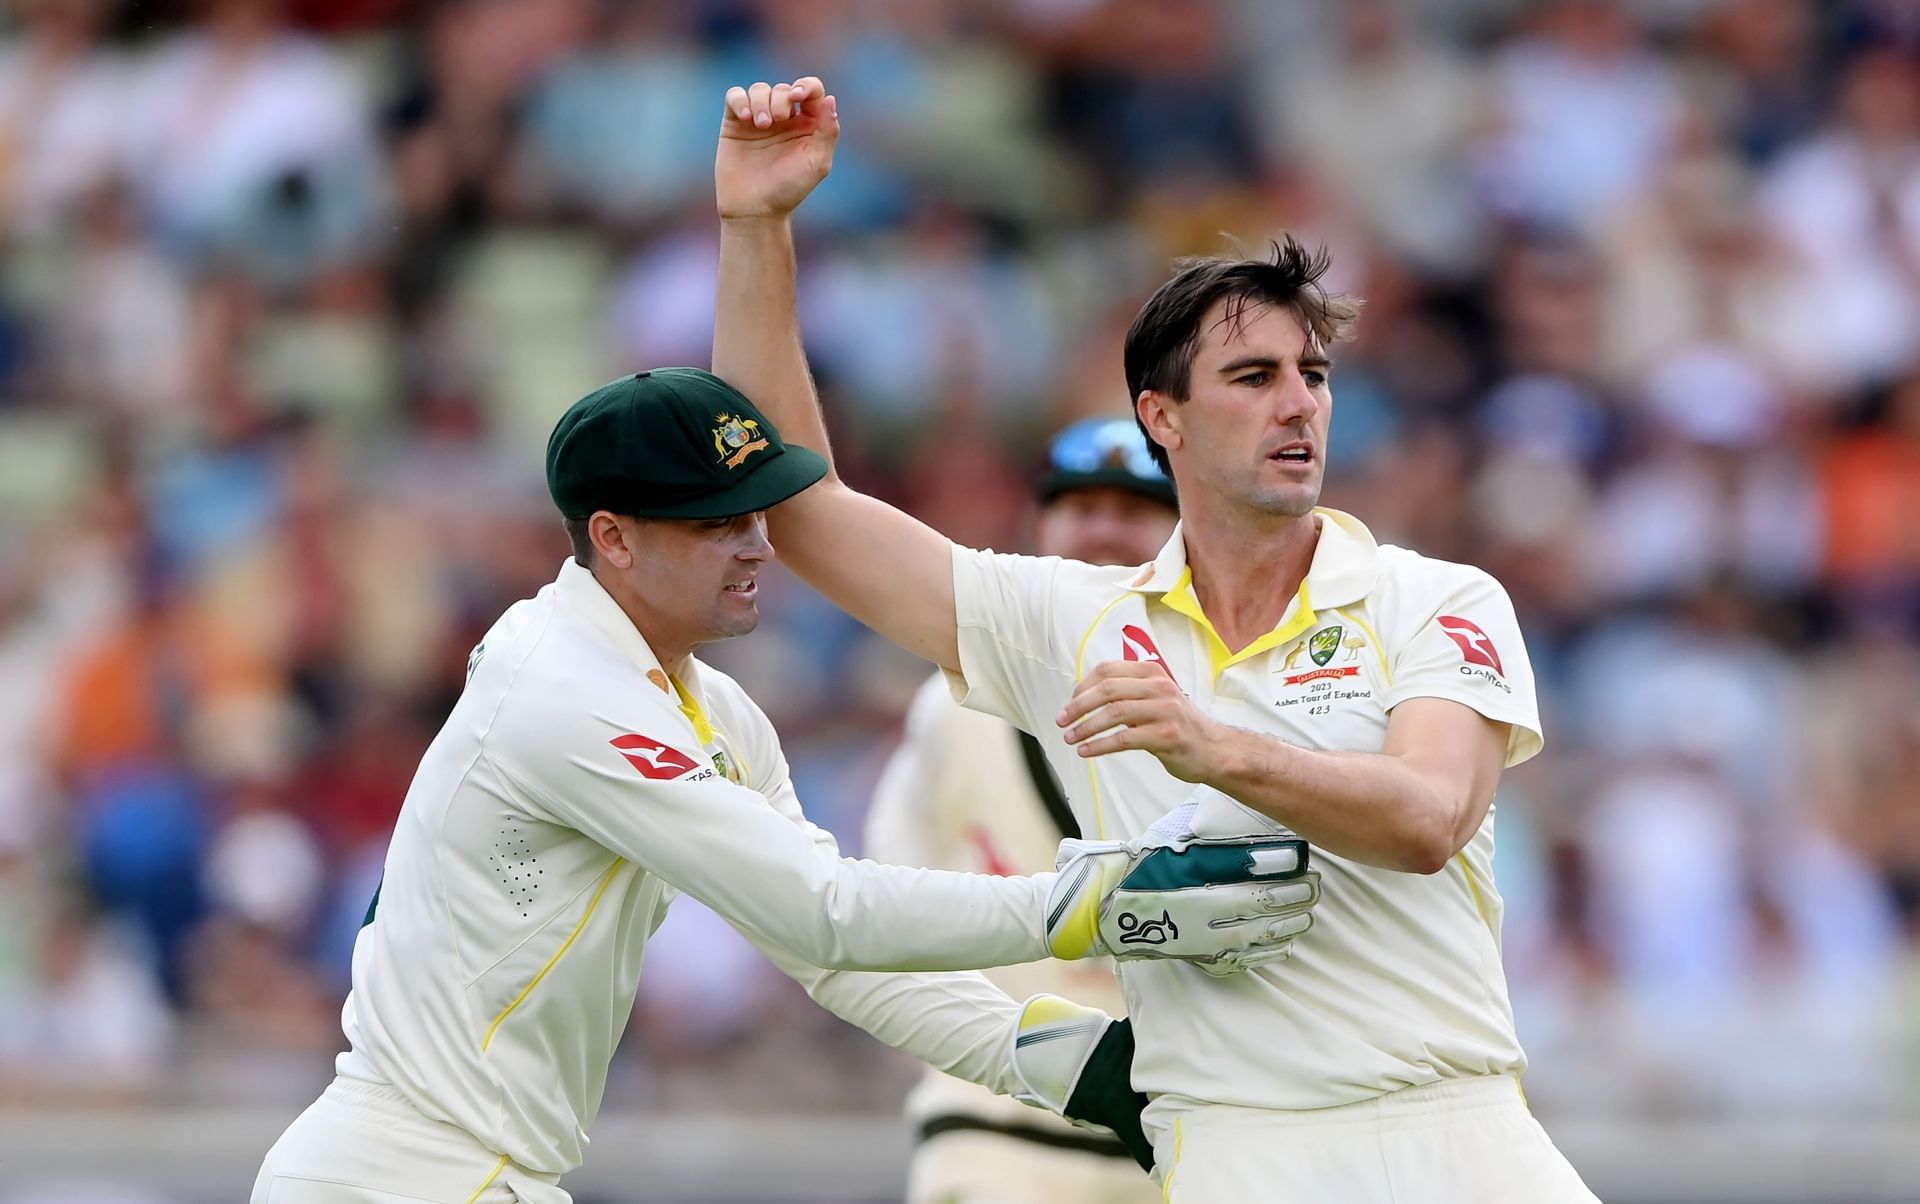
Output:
top-left (1123, 236), bottom-right (1362, 474)
top-left (564, 516), bottom-right (595, 567)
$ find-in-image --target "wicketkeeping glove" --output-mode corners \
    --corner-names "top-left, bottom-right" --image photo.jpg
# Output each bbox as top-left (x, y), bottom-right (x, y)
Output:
top-left (1005, 994), bottom-right (1154, 1171)
top-left (1043, 797), bottom-right (1321, 976)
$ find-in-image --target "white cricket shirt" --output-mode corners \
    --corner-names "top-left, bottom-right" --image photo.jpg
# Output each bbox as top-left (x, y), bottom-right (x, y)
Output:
top-left (949, 507), bottom-right (1543, 1113)
top-left (336, 559), bottom-right (1045, 1175)
top-left (868, 673), bottom-right (1130, 1134)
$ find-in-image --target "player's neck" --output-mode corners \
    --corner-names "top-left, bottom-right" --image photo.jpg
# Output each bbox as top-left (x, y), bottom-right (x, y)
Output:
top-left (589, 562), bottom-right (697, 677)
top-left (627, 612), bottom-right (697, 680)
top-left (645, 640), bottom-right (695, 680)
top-left (1179, 506), bottom-right (1319, 652)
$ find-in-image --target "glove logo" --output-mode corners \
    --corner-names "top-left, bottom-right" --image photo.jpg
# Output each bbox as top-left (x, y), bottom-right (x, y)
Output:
top-left (1437, 615), bottom-right (1503, 676)
top-left (1115, 909), bottom-right (1180, 945)
top-left (611, 733), bottom-right (701, 780)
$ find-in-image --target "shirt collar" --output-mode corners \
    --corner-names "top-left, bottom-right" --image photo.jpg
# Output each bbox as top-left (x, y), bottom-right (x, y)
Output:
top-left (553, 558), bottom-right (720, 742)
top-left (554, 558), bottom-right (675, 696)
top-left (1125, 507), bottom-right (1381, 610)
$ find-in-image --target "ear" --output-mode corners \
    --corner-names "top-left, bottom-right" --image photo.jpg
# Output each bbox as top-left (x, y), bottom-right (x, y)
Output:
top-left (589, 511), bottom-right (638, 571)
top-left (1136, 390), bottom-right (1182, 461)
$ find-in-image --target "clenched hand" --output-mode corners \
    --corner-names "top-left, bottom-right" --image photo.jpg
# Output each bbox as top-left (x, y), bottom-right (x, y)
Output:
top-left (717, 76), bottom-right (840, 220)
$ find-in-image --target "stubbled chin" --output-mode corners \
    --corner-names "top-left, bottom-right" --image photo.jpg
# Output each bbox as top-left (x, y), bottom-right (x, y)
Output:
top-left (1253, 483), bottom-right (1321, 517)
top-left (721, 605), bottom-right (759, 637)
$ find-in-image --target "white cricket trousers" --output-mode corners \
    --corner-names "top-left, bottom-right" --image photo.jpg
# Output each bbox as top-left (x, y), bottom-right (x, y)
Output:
top-left (1147, 1075), bottom-right (1599, 1204)
top-left (252, 1076), bottom-right (570, 1204)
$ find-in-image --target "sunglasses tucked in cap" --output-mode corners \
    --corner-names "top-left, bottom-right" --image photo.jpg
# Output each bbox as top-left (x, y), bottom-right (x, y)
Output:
top-left (546, 368), bottom-right (829, 521)
top-left (1038, 418), bottom-right (1176, 506)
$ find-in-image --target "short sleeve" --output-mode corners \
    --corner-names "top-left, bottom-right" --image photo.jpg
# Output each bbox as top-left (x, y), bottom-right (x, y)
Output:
top-left (1382, 568), bottom-right (1544, 767)
top-left (947, 544), bottom-right (1071, 735)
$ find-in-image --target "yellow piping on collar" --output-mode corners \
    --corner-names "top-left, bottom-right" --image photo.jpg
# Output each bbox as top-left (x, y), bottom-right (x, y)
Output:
top-left (1157, 570), bottom-right (1318, 680)
top-left (669, 674), bottom-right (716, 746)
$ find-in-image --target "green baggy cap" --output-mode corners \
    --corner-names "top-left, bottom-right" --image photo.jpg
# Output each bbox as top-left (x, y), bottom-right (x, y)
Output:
top-left (546, 368), bottom-right (830, 520)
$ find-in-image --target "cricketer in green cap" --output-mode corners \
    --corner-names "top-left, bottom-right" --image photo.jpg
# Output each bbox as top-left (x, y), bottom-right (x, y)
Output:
top-left (546, 367), bottom-right (829, 667)
top-left (546, 367), bottom-right (829, 521)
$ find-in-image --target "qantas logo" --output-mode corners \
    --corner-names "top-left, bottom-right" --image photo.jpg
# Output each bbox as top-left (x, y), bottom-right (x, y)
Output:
top-left (1120, 624), bottom-right (1172, 678)
top-left (610, 733), bottom-right (701, 780)
top-left (1437, 616), bottom-right (1503, 676)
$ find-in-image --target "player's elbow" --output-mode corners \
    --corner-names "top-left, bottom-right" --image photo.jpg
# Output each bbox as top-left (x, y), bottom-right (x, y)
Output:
top-left (803, 934), bottom-right (906, 973)
top-left (789, 874), bottom-right (899, 972)
top-left (778, 924), bottom-right (865, 971)
top-left (776, 898), bottom-right (864, 969)
top-left (1397, 837), bottom-right (1455, 876)
top-left (1398, 800), bottom-right (1472, 875)
top-left (813, 950), bottom-right (880, 972)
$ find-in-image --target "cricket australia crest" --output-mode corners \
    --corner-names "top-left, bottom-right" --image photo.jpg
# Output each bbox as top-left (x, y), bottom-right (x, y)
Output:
top-left (1308, 625), bottom-right (1343, 667)
top-left (712, 413), bottom-right (769, 469)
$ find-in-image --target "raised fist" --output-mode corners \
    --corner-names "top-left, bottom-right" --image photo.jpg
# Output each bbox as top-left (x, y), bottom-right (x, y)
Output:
top-left (716, 76), bottom-right (840, 220)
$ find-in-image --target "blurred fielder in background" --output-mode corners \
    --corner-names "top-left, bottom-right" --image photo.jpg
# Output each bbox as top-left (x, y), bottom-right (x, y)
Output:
top-left (867, 418), bottom-right (1179, 1204)
top-left (250, 370), bottom-right (1319, 1202)
top-left (714, 77), bottom-right (1601, 1202)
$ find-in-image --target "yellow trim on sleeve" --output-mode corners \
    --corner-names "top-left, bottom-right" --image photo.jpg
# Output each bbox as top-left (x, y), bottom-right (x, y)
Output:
top-left (1161, 1116), bottom-right (1184, 1202)
top-left (465, 1154), bottom-right (509, 1203)
top-left (482, 858), bottom-right (626, 1051)
top-left (1159, 571), bottom-right (1318, 679)
top-left (1072, 591), bottom-right (1136, 840)
top-left (1334, 605), bottom-right (1392, 687)
top-left (1453, 852), bottom-right (1495, 936)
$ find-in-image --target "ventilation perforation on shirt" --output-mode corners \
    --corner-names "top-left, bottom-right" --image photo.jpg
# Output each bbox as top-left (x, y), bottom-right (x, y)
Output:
top-left (491, 820), bottom-right (541, 918)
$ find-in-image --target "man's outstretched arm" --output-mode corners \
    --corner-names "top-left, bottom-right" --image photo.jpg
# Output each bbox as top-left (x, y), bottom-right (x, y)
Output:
top-left (712, 77), bottom-right (962, 671)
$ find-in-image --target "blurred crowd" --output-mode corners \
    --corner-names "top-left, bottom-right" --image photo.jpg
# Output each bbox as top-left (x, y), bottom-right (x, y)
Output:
top-left (3, 0), bottom-right (1920, 1124)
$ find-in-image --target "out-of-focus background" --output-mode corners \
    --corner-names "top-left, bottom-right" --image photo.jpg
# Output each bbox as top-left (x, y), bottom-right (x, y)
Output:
top-left (2, 0), bottom-right (1919, 1199)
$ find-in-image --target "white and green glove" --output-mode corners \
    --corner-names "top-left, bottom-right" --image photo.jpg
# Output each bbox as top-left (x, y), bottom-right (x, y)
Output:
top-left (1006, 994), bottom-right (1154, 1170)
top-left (1043, 797), bottom-right (1321, 976)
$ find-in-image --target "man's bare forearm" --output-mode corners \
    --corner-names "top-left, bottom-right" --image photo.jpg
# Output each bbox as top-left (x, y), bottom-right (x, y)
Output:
top-left (1203, 727), bottom-right (1478, 875)
top-left (713, 216), bottom-right (837, 475)
top-left (711, 213), bottom-right (962, 666)
top-left (708, 83), bottom-right (964, 668)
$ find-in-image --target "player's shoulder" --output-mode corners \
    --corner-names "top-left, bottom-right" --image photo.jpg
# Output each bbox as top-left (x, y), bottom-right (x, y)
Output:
top-left (1366, 541), bottom-right (1520, 652)
top-left (485, 591), bottom-right (681, 754)
top-left (682, 659), bottom-right (796, 793)
top-left (685, 659), bottom-right (778, 743)
top-left (957, 543), bottom-right (1143, 603)
top-left (464, 582), bottom-right (566, 700)
top-left (1045, 554), bottom-right (1153, 619)
top-left (1372, 541), bottom-right (1513, 611)
top-left (1058, 555), bottom-right (1146, 594)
